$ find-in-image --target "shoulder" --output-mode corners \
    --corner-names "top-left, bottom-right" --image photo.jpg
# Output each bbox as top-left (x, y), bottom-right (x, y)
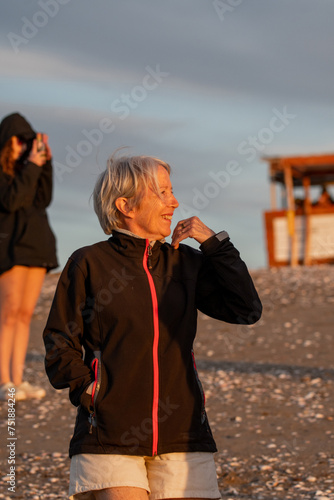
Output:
top-left (70, 240), bottom-right (111, 261)
top-left (162, 242), bottom-right (203, 266)
top-left (162, 241), bottom-right (201, 255)
top-left (67, 241), bottom-right (111, 274)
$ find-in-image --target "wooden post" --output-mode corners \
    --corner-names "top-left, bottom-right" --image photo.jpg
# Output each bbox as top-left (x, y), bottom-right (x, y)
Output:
top-left (283, 162), bottom-right (298, 266)
top-left (281, 183), bottom-right (287, 209)
top-left (303, 177), bottom-right (312, 265)
top-left (269, 165), bottom-right (277, 210)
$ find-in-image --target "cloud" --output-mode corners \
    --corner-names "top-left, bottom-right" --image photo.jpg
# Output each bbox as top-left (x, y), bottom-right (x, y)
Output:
top-left (3, 0), bottom-right (332, 105)
top-left (1, 0), bottom-right (334, 269)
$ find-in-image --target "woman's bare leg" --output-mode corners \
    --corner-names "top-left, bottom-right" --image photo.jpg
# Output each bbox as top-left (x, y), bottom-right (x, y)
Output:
top-left (91, 488), bottom-right (218, 500)
top-left (0, 266), bottom-right (26, 384)
top-left (93, 487), bottom-right (149, 500)
top-left (93, 491), bottom-right (217, 500)
top-left (12, 266), bottom-right (46, 384)
top-left (0, 266), bottom-right (46, 385)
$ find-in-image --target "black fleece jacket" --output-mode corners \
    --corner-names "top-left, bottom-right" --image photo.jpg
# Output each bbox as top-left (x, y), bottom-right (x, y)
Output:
top-left (0, 112), bottom-right (58, 273)
top-left (43, 231), bottom-right (262, 458)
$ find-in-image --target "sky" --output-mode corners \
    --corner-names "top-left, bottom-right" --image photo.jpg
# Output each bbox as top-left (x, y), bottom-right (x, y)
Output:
top-left (1, 0), bottom-right (334, 270)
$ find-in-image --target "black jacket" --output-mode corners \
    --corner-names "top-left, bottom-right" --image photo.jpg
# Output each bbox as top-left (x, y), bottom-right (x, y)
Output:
top-left (43, 231), bottom-right (262, 458)
top-left (0, 113), bottom-right (58, 274)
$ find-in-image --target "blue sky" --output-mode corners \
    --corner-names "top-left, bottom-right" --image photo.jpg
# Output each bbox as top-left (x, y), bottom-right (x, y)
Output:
top-left (1, 0), bottom-right (334, 270)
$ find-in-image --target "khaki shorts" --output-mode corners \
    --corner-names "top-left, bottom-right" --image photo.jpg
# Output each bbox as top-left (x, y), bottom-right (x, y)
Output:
top-left (69, 452), bottom-right (222, 499)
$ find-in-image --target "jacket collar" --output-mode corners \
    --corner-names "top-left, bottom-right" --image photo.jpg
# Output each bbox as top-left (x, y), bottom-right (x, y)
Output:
top-left (109, 230), bottom-right (165, 259)
top-left (113, 228), bottom-right (165, 246)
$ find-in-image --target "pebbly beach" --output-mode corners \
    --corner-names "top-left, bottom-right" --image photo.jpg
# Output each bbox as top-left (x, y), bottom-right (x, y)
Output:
top-left (0, 264), bottom-right (333, 500)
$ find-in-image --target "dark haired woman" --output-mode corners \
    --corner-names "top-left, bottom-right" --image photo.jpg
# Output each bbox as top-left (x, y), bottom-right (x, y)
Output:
top-left (0, 112), bottom-right (58, 401)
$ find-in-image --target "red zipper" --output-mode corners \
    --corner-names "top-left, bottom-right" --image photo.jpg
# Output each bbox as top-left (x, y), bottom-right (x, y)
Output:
top-left (91, 358), bottom-right (99, 406)
top-left (143, 240), bottom-right (160, 455)
top-left (89, 358), bottom-right (99, 434)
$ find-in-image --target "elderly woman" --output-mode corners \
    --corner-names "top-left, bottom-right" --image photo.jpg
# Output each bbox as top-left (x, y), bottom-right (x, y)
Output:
top-left (43, 151), bottom-right (262, 500)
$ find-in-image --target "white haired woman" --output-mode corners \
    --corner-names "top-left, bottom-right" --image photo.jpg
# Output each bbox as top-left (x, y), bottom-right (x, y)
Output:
top-left (44, 150), bottom-right (262, 500)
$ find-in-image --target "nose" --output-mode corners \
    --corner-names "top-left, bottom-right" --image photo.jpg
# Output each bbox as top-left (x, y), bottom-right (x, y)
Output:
top-left (170, 193), bottom-right (179, 208)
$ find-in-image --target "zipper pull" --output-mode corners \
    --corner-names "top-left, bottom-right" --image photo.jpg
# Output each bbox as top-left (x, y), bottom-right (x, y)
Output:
top-left (147, 244), bottom-right (153, 270)
top-left (88, 412), bottom-right (95, 434)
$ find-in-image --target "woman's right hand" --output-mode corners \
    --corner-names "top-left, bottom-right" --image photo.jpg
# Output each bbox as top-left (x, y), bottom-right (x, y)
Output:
top-left (28, 134), bottom-right (52, 166)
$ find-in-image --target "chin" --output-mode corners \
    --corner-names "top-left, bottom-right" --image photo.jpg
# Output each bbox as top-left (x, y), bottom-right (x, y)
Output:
top-left (162, 229), bottom-right (171, 238)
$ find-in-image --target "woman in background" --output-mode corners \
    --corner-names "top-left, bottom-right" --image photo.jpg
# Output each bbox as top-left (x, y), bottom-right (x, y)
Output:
top-left (0, 112), bottom-right (58, 401)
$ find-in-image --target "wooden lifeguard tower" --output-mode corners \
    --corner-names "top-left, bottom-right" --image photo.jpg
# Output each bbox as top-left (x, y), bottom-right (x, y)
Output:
top-left (263, 153), bottom-right (334, 267)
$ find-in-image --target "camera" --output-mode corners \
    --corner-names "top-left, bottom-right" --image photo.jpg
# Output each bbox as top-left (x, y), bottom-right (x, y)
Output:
top-left (36, 132), bottom-right (46, 152)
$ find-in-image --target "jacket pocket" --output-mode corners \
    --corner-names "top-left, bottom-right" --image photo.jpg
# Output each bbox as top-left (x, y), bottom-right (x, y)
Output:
top-left (88, 351), bottom-right (102, 434)
top-left (191, 349), bottom-right (206, 424)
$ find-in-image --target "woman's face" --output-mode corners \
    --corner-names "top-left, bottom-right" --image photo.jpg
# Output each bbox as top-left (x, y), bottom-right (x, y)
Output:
top-left (126, 164), bottom-right (179, 241)
top-left (12, 136), bottom-right (27, 161)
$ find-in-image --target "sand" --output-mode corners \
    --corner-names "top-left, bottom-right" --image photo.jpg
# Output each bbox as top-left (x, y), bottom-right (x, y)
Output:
top-left (0, 265), bottom-right (333, 499)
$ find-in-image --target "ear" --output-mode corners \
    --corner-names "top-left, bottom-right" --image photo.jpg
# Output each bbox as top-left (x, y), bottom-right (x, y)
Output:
top-left (115, 197), bottom-right (135, 219)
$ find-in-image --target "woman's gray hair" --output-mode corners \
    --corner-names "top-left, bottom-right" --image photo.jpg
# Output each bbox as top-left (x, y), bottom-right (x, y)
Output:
top-left (93, 150), bottom-right (171, 234)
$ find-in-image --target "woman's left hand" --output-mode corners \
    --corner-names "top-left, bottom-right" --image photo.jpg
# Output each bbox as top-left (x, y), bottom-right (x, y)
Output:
top-left (171, 216), bottom-right (215, 249)
top-left (28, 134), bottom-right (52, 166)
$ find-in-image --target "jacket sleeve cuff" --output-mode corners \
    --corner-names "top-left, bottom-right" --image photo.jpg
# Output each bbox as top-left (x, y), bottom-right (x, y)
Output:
top-left (199, 231), bottom-right (230, 254)
top-left (214, 230), bottom-right (229, 242)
